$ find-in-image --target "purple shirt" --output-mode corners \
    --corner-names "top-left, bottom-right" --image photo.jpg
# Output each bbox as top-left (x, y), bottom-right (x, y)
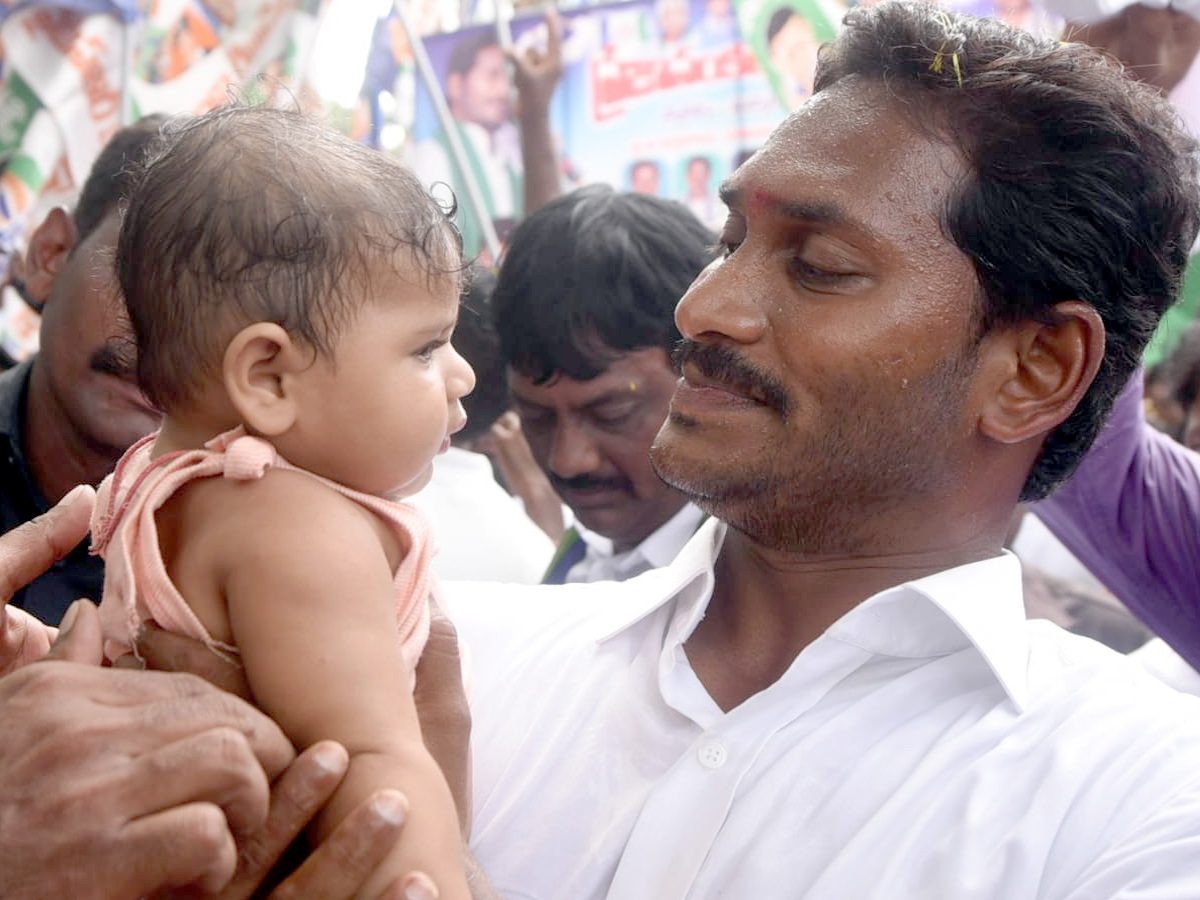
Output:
top-left (1034, 369), bottom-right (1200, 670)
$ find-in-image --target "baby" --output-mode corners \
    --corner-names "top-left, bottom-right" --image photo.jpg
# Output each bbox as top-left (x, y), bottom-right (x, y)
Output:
top-left (90, 105), bottom-right (475, 900)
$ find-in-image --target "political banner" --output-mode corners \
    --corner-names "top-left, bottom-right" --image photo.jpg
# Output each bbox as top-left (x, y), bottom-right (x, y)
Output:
top-left (403, 0), bottom-right (823, 262)
top-left (0, 0), bottom-right (328, 269)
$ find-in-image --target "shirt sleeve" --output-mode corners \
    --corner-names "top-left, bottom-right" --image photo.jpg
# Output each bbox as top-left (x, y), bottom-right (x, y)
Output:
top-left (1032, 368), bottom-right (1200, 671)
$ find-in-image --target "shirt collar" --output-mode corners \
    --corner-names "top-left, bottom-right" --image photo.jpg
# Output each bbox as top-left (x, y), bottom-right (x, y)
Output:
top-left (828, 553), bottom-right (1030, 711)
top-left (574, 502), bottom-right (706, 567)
top-left (597, 519), bottom-right (1030, 712)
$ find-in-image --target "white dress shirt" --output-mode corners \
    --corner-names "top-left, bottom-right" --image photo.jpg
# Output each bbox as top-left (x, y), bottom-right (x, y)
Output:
top-left (563, 502), bottom-right (705, 584)
top-left (446, 519), bottom-right (1200, 900)
top-left (408, 447), bottom-right (553, 584)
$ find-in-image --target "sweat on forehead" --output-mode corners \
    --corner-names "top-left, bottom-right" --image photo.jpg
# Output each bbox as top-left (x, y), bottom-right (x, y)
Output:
top-left (117, 105), bottom-right (462, 414)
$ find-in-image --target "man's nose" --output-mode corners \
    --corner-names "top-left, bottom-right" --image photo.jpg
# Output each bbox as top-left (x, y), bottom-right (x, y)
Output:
top-left (548, 418), bottom-right (602, 479)
top-left (674, 255), bottom-right (768, 344)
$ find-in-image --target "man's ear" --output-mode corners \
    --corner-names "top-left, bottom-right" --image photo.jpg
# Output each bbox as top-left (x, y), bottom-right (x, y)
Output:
top-left (977, 301), bottom-right (1105, 445)
top-left (22, 208), bottom-right (77, 307)
top-left (223, 322), bottom-right (310, 437)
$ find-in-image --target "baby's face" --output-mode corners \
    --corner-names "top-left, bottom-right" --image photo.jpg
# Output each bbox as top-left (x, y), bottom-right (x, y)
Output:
top-left (281, 265), bottom-right (475, 497)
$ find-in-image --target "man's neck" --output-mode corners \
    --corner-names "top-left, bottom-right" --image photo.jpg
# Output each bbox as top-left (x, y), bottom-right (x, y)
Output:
top-left (685, 525), bottom-right (1004, 711)
top-left (24, 363), bottom-right (121, 503)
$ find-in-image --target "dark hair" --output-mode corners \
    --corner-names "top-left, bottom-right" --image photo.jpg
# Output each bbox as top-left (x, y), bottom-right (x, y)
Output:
top-left (492, 184), bottom-right (715, 383)
top-left (766, 7), bottom-right (797, 44)
top-left (118, 105), bottom-right (462, 413)
top-left (73, 114), bottom-right (169, 245)
top-left (448, 31), bottom-right (499, 79)
top-left (454, 265), bottom-right (509, 442)
top-left (815, 1), bottom-right (1200, 501)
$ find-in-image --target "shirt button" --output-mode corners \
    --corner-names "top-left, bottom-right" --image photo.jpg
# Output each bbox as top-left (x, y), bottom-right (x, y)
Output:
top-left (697, 739), bottom-right (727, 769)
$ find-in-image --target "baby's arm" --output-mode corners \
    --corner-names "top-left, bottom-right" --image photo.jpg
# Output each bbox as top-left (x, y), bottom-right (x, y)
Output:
top-left (209, 472), bottom-right (469, 900)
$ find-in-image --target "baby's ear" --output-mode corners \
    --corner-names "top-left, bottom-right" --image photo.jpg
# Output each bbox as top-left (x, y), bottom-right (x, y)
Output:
top-left (223, 322), bottom-right (307, 437)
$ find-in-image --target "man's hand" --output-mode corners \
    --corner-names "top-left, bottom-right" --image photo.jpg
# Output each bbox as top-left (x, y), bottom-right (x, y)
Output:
top-left (473, 411), bottom-right (564, 542)
top-left (508, 7), bottom-right (568, 213)
top-left (174, 745), bottom-right (415, 900)
top-left (0, 483), bottom-right (94, 674)
top-left (509, 6), bottom-right (565, 122)
top-left (136, 595), bottom-right (475, 834)
top-left (0, 634), bottom-right (294, 899)
top-left (414, 596), bottom-right (472, 836)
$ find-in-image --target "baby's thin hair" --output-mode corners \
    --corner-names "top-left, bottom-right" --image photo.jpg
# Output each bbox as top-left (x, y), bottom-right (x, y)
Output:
top-left (118, 104), bottom-right (463, 413)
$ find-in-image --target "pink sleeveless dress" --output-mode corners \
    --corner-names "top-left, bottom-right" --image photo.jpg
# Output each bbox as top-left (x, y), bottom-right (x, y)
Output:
top-left (91, 426), bottom-right (434, 677)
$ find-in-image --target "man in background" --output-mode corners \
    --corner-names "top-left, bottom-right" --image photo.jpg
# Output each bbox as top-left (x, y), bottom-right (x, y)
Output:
top-left (491, 185), bottom-right (714, 583)
top-left (0, 116), bottom-right (165, 624)
top-left (412, 31), bottom-right (522, 262)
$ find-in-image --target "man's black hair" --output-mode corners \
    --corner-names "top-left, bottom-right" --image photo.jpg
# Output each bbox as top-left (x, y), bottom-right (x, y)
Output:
top-left (817, 1), bottom-right (1200, 500)
top-left (74, 114), bottom-right (169, 244)
top-left (492, 184), bottom-right (715, 383)
top-left (447, 31), bottom-right (500, 79)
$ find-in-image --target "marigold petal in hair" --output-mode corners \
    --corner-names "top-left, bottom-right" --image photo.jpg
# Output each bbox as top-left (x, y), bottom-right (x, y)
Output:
top-left (928, 9), bottom-right (965, 87)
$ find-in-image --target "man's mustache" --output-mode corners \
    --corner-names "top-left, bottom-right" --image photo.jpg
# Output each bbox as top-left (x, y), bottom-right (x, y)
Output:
top-left (672, 339), bottom-right (791, 417)
top-left (550, 473), bottom-right (630, 494)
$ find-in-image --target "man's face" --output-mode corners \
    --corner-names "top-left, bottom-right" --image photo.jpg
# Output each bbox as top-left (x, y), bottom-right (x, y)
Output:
top-left (770, 14), bottom-right (819, 94)
top-left (707, 0), bottom-right (732, 19)
top-left (659, 0), bottom-right (689, 42)
top-left (34, 210), bottom-right (159, 456)
top-left (631, 163), bottom-right (660, 195)
top-left (510, 347), bottom-right (686, 551)
top-left (650, 80), bottom-right (983, 555)
top-left (449, 45), bottom-right (511, 131)
top-left (687, 159), bottom-right (710, 194)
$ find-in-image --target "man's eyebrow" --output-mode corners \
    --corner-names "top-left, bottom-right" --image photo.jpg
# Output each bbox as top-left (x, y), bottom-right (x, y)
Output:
top-left (719, 182), bottom-right (876, 239)
top-left (582, 392), bottom-right (638, 413)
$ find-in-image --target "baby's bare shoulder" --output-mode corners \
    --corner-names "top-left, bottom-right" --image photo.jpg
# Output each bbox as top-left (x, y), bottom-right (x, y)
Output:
top-left (177, 467), bottom-right (396, 574)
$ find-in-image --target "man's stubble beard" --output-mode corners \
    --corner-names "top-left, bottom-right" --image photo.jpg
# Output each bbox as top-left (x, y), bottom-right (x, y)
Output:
top-left (651, 349), bottom-right (978, 556)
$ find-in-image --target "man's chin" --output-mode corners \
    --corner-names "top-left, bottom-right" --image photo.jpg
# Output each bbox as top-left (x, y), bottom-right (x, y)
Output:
top-left (569, 503), bottom-right (640, 545)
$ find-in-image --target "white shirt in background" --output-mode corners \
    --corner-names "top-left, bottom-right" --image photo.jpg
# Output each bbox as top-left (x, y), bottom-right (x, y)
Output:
top-left (563, 502), bottom-right (705, 584)
top-left (409, 447), bottom-right (553, 584)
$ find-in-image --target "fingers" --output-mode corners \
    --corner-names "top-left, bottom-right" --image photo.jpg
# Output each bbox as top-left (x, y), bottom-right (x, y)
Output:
top-left (0, 605), bottom-right (55, 675)
top-left (544, 6), bottom-right (563, 59)
top-left (0, 484), bottom-right (95, 604)
top-left (39, 662), bottom-right (294, 780)
top-left (400, 871), bottom-right (440, 900)
top-left (415, 598), bottom-right (464, 705)
top-left (125, 684), bottom-right (296, 781)
top-left (415, 601), bottom-right (472, 834)
top-left (214, 742), bottom-right (349, 900)
top-left (265, 789), bottom-right (409, 900)
top-left (125, 726), bottom-right (276, 836)
top-left (116, 801), bottom-right (240, 897)
top-left (44, 599), bottom-right (105, 665)
top-left (136, 621), bottom-right (253, 699)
